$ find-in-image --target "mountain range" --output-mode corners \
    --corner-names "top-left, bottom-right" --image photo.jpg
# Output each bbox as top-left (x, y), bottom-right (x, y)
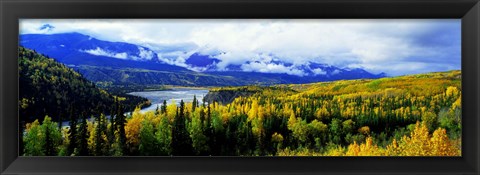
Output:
top-left (19, 32), bottom-right (386, 86)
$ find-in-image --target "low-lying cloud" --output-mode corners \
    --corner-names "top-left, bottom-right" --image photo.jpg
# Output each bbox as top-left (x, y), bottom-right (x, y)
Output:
top-left (81, 47), bottom-right (128, 59)
top-left (20, 19), bottom-right (461, 76)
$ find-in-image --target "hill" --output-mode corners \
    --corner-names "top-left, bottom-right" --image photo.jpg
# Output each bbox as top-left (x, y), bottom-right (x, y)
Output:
top-left (19, 47), bottom-right (149, 123)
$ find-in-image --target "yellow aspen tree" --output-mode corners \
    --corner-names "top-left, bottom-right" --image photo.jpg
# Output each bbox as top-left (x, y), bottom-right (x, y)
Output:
top-left (385, 139), bottom-right (400, 156)
top-left (125, 110), bottom-right (144, 149)
top-left (430, 128), bottom-right (459, 156)
top-left (399, 122), bottom-right (431, 156)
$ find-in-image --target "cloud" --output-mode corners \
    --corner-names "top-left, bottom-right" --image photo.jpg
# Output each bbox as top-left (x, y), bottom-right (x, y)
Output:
top-left (240, 61), bottom-right (307, 76)
top-left (19, 19), bottom-right (461, 76)
top-left (135, 47), bottom-right (154, 60)
top-left (312, 68), bottom-right (327, 75)
top-left (331, 69), bottom-right (341, 75)
top-left (81, 47), bottom-right (128, 59)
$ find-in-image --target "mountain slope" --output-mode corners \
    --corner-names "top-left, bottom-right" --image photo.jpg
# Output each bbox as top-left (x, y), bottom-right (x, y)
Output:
top-left (72, 65), bottom-right (245, 86)
top-left (20, 33), bottom-right (189, 72)
top-left (19, 47), bottom-right (148, 123)
top-left (20, 33), bottom-right (386, 86)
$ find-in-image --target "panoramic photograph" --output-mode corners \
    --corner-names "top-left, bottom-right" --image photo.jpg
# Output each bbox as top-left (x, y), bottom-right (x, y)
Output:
top-left (19, 19), bottom-right (461, 156)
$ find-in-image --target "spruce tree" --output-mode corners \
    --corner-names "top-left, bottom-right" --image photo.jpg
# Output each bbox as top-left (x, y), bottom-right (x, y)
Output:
top-left (116, 104), bottom-right (127, 155)
top-left (205, 102), bottom-right (214, 155)
top-left (108, 100), bottom-right (116, 153)
top-left (67, 106), bottom-right (78, 156)
top-left (78, 113), bottom-right (89, 156)
top-left (171, 100), bottom-right (193, 155)
top-left (155, 105), bottom-right (160, 115)
top-left (42, 116), bottom-right (61, 156)
top-left (161, 100), bottom-right (167, 114)
top-left (94, 114), bottom-right (107, 156)
top-left (192, 95), bottom-right (197, 112)
top-left (44, 124), bottom-right (54, 156)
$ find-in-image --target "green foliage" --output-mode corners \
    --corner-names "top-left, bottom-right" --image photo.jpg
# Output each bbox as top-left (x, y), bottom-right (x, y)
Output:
top-left (23, 120), bottom-right (44, 156)
top-left (422, 111), bottom-right (437, 132)
top-left (139, 120), bottom-right (157, 156)
top-left (23, 116), bottom-right (62, 156)
top-left (155, 115), bottom-right (172, 155)
top-left (189, 108), bottom-right (209, 155)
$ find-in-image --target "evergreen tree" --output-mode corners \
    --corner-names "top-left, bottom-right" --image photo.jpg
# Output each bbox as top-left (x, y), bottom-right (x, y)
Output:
top-left (94, 114), bottom-right (107, 156)
top-left (161, 100), bottom-right (167, 114)
top-left (78, 114), bottom-right (89, 156)
top-left (116, 104), bottom-right (127, 155)
top-left (171, 100), bottom-right (193, 155)
top-left (67, 106), bottom-right (78, 156)
top-left (42, 116), bottom-right (62, 156)
top-left (204, 102), bottom-right (214, 155)
top-left (155, 105), bottom-right (160, 115)
top-left (192, 95), bottom-right (197, 112)
top-left (107, 99), bottom-right (117, 153)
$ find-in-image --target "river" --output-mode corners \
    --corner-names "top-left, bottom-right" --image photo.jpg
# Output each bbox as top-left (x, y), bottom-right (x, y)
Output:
top-left (60, 88), bottom-right (209, 127)
top-left (127, 88), bottom-right (210, 113)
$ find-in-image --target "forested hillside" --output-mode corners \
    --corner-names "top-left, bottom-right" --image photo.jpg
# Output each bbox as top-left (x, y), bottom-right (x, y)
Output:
top-left (19, 47), bottom-right (149, 123)
top-left (72, 65), bottom-right (244, 86)
top-left (22, 70), bottom-right (461, 156)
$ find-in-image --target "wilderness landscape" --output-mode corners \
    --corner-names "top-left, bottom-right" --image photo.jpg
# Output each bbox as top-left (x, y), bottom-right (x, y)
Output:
top-left (19, 19), bottom-right (461, 156)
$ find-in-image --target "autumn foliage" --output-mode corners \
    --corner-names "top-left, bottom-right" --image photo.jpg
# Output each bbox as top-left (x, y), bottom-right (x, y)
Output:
top-left (22, 70), bottom-right (462, 156)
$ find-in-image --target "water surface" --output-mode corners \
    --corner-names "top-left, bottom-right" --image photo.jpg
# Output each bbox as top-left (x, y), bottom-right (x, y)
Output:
top-left (128, 88), bottom-right (209, 113)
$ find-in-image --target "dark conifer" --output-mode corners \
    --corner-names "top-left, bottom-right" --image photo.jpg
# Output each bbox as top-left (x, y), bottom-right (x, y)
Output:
top-left (67, 105), bottom-right (78, 155)
top-left (171, 100), bottom-right (193, 155)
top-left (78, 113), bottom-right (89, 156)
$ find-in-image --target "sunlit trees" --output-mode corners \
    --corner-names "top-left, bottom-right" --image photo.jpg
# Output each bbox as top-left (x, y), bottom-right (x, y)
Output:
top-left (125, 108), bottom-right (143, 155)
top-left (421, 111), bottom-right (437, 132)
top-left (345, 137), bottom-right (380, 156)
top-left (21, 70), bottom-right (462, 156)
top-left (139, 119), bottom-right (157, 156)
top-left (271, 132), bottom-right (284, 150)
top-left (23, 120), bottom-right (43, 156)
top-left (42, 116), bottom-right (62, 156)
top-left (308, 119), bottom-right (328, 149)
top-left (189, 107), bottom-right (209, 155)
top-left (155, 114), bottom-right (172, 155)
top-left (430, 128), bottom-right (459, 156)
top-left (23, 116), bottom-right (62, 156)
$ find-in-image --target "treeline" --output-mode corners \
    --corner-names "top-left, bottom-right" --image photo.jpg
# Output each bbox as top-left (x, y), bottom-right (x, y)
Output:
top-left (19, 47), bottom-right (150, 123)
top-left (94, 82), bottom-right (168, 94)
top-left (22, 70), bottom-right (461, 156)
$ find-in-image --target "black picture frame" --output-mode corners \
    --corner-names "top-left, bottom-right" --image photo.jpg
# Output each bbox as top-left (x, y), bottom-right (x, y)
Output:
top-left (1, 0), bottom-right (479, 174)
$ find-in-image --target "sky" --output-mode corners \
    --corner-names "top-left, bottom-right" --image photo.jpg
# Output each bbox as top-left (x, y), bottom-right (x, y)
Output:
top-left (19, 19), bottom-right (461, 76)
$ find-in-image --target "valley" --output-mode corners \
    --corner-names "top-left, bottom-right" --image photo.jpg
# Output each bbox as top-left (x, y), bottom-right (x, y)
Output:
top-left (19, 47), bottom-right (462, 156)
top-left (18, 33), bottom-right (461, 157)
